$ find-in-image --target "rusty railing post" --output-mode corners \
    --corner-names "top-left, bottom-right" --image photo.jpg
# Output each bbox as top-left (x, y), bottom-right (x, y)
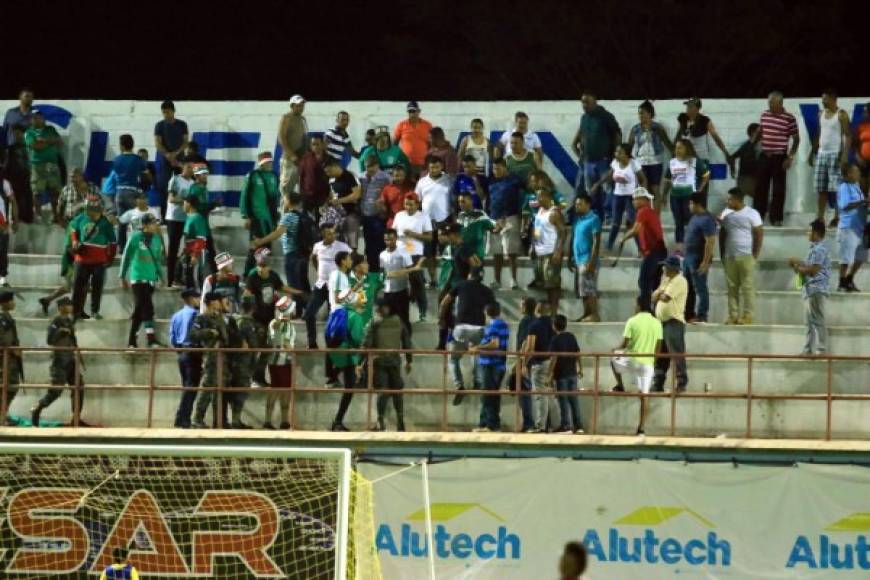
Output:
top-left (216, 350), bottom-right (224, 429)
top-left (441, 349), bottom-right (448, 432)
top-left (825, 355), bottom-right (833, 441)
top-left (745, 356), bottom-right (753, 439)
top-left (289, 347), bottom-right (298, 429)
top-left (365, 349), bottom-right (374, 430)
top-left (146, 349), bottom-right (156, 428)
top-left (591, 354), bottom-right (600, 435)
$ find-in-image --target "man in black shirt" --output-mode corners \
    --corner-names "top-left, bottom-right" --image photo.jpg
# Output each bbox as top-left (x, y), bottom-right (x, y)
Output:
top-left (440, 268), bottom-right (494, 405)
top-left (153, 101), bottom-right (189, 216)
top-left (436, 223), bottom-right (481, 350)
top-left (522, 303), bottom-right (561, 432)
top-left (547, 314), bottom-right (584, 433)
top-left (324, 158), bottom-right (362, 249)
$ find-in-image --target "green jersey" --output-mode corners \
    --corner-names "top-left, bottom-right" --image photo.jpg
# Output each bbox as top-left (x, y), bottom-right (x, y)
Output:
top-left (184, 212), bottom-right (210, 241)
top-left (240, 169), bottom-right (280, 227)
top-left (24, 126), bottom-right (61, 165)
top-left (120, 231), bottom-right (165, 282)
top-left (360, 145), bottom-right (410, 173)
top-left (438, 244), bottom-right (455, 291)
top-left (457, 210), bottom-right (495, 258)
top-left (349, 272), bottom-right (384, 325)
top-left (188, 183), bottom-right (214, 219)
top-left (329, 309), bottom-right (368, 368)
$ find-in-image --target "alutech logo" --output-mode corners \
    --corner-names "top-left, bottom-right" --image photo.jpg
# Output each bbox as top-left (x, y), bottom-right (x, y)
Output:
top-left (376, 503), bottom-right (521, 561)
top-left (786, 513), bottom-right (870, 570)
top-left (582, 506), bottom-right (732, 568)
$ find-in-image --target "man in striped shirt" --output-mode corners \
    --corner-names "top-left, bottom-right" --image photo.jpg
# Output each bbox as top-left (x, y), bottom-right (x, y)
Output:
top-left (324, 111), bottom-right (360, 162)
top-left (751, 91), bottom-right (800, 226)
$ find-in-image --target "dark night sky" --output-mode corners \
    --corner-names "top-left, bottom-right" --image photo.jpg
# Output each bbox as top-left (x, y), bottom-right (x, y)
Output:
top-left (4, 0), bottom-right (869, 101)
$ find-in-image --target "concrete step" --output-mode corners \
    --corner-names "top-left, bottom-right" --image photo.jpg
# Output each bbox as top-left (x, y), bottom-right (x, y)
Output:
top-left (6, 217), bottom-right (838, 261)
top-left (6, 354), bottom-right (867, 439)
top-left (8, 318), bottom-right (870, 357)
top-left (7, 285), bottom-right (870, 326)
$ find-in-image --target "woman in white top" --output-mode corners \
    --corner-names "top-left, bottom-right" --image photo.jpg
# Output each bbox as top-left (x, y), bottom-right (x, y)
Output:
top-left (627, 100), bottom-right (673, 213)
top-left (457, 118), bottom-right (495, 176)
top-left (590, 144), bottom-right (647, 251)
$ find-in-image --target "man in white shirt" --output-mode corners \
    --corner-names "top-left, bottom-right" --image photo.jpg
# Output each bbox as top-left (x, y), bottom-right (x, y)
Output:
top-left (392, 193), bottom-right (432, 321)
top-left (380, 229), bottom-right (424, 332)
top-left (303, 223), bottom-right (351, 348)
top-left (328, 251), bottom-right (353, 310)
top-left (415, 155), bottom-right (453, 285)
top-left (719, 188), bottom-right (764, 325)
top-left (498, 111), bottom-right (543, 168)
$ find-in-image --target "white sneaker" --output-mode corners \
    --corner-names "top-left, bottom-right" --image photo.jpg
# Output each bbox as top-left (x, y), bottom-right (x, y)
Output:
top-left (509, 280), bottom-right (519, 290)
top-left (251, 381), bottom-right (265, 389)
top-left (0, 277), bottom-right (7, 287)
top-left (490, 281), bottom-right (501, 290)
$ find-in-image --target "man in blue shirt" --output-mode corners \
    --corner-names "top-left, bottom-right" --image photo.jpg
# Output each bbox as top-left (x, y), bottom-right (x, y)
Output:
top-left (471, 302), bottom-right (510, 432)
top-left (154, 100), bottom-right (189, 217)
top-left (453, 155), bottom-right (488, 210)
top-left (113, 134), bottom-right (149, 251)
top-left (790, 220), bottom-right (832, 356)
top-left (2, 88), bottom-right (34, 147)
top-left (170, 289), bottom-right (202, 428)
top-left (835, 164), bottom-right (868, 292)
top-left (684, 192), bottom-right (718, 323)
top-left (487, 158), bottom-right (524, 289)
top-left (569, 194), bottom-right (602, 322)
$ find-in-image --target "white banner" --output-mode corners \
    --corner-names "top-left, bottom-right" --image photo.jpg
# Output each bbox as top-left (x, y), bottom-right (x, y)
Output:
top-left (4, 97), bottom-right (868, 212)
top-left (360, 458), bottom-right (870, 579)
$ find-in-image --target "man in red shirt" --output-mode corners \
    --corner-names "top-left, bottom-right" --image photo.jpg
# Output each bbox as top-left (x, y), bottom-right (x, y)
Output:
top-left (619, 187), bottom-right (667, 309)
top-left (751, 91), bottom-right (800, 226)
top-left (393, 100), bottom-right (433, 178)
top-left (377, 165), bottom-right (413, 227)
top-left (298, 135), bottom-right (329, 220)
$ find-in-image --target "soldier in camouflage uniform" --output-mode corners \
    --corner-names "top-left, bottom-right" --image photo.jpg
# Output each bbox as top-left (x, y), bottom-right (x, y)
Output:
top-left (0, 291), bottom-right (23, 425)
top-left (31, 297), bottom-right (86, 427)
top-left (227, 295), bottom-right (266, 429)
top-left (190, 292), bottom-right (230, 429)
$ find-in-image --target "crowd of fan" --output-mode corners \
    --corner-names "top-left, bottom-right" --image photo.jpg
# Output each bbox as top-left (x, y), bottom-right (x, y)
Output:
top-left (0, 89), bottom-right (869, 434)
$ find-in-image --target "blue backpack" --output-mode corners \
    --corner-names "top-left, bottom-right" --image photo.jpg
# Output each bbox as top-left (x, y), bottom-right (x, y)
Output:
top-left (325, 308), bottom-right (348, 346)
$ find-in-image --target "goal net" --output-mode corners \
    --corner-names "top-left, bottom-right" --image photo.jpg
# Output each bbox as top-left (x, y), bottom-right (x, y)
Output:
top-left (0, 442), bottom-right (381, 579)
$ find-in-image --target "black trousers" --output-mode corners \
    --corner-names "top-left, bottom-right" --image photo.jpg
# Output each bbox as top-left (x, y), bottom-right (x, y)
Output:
top-left (384, 289), bottom-right (411, 334)
top-left (0, 231), bottom-right (8, 277)
top-left (72, 263), bottom-right (106, 316)
top-left (129, 283), bottom-right (155, 341)
top-left (174, 351), bottom-right (203, 427)
top-left (333, 366), bottom-right (359, 425)
top-left (166, 220), bottom-right (184, 286)
top-left (304, 286), bottom-right (330, 348)
top-left (39, 365), bottom-right (85, 412)
top-left (754, 152), bottom-right (788, 223)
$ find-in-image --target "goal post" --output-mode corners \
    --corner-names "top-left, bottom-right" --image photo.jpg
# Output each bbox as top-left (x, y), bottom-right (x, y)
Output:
top-left (0, 442), bottom-right (377, 579)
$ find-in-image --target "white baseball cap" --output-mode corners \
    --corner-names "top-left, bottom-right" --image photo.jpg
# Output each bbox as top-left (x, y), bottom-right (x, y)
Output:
top-left (289, 94), bottom-right (305, 105)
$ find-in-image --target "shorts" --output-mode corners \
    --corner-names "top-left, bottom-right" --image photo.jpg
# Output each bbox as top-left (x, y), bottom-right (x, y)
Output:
top-left (641, 164), bottom-right (663, 186)
top-left (611, 355), bottom-right (654, 393)
top-left (30, 162), bottom-right (62, 194)
top-left (534, 254), bottom-right (562, 290)
top-left (814, 152), bottom-right (841, 193)
top-left (486, 214), bottom-right (521, 255)
top-left (838, 228), bottom-right (867, 265)
top-left (575, 265), bottom-right (599, 298)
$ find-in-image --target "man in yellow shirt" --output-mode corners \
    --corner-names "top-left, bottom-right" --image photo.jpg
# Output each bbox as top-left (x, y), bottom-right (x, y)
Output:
top-left (99, 548), bottom-right (139, 579)
top-left (652, 254), bottom-right (689, 393)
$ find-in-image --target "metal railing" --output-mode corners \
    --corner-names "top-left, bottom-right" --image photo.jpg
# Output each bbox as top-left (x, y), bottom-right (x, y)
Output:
top-left (1, 346), bottom-right (868, 439)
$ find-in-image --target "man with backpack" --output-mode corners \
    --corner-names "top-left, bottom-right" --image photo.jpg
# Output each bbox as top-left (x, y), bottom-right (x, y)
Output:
top-left (253, 192), bottom-right (319, 298)
top-left (241, 152), bottom-right (281, 274)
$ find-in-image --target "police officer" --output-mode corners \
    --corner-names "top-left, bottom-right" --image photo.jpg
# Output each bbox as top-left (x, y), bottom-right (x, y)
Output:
top-left (0, 291), bottom-right (23, 425)
top-left (227, 295), bottom-right (265, 429)
top-left (170, 288), bottom-right (202, 428)
top-left (361, 299), bottom-right (412, 432)
top-left (32, 296), bottom-right (86, 427)
top-left (189, 292), bottom-right (229, 429)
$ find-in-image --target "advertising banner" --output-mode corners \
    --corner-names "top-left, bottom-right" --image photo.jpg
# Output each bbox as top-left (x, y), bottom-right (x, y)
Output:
top-left (361, 458), bottom-right (870, 579)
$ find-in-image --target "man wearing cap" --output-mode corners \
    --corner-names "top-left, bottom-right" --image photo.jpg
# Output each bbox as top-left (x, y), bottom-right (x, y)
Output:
top-left (266, 296), bottom-right (296, 429)
top-left (245, 247), bottom-right (301, 386)
top-left (24, 109), bottom-right (64, 223)
top-left (31, 296), bottom-right (86, 427)
top-left (457, 189), bottom-right (497, 261)
top-left (393, 101), bottom-right (433, 177)
top-left (299, 135), bottom-right (330, 219)
top-left (391, 193), bottom-right (432, 322)
top-left (361, 127), bottom-right (411, 175)
top-left (651, 254), bottom-right (689, 392)
top-left (171, 289), bottom-right (202, 428)
top-left (572, 92), bottom-right (621, 221)
top-left (360, 156), bottom-right (392, 272)
top-left (241, 152), bottom-right (281, 274)
top-left (278, 95), bottom-right (309, 196)
top-left (0, 291), bottom-right (22, 425)
top-left (120, 214), bottom-right (165, 348)
top-left (675, 98), bottom-right (733, 200)
top-left (154, 101), bottom-right (189, 216)
top-left (620, 187), bottom-right (667, 310)
top-left (200, 252), bottom-right (241, 315)
top-left (189, 292), bottom-right (230, 429)
top-left (69, 198), bottom-right (117, 320)
top-left (181, 195), bottom-right (209, 290)
top-left (361, 298), bottom-right (412, 432)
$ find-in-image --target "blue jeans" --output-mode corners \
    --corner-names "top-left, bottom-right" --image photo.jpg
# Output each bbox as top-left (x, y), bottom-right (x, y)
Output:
top-left (555, 376), bottom-right (583, 431)
top-left (670, 196), bottom-right (691, 244)
top-left (683, 254), bottom-right (709, 320)
top-left (575, 158), bottom-right (612, 222)
top-left (361, 215), bottom-right (386, 273)
top-left (608, 195), bottom-right (636, 250)
top-left (283, 252), bottom-right (310, 294)
top-left (478, 365), bottom-right (504, 429)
